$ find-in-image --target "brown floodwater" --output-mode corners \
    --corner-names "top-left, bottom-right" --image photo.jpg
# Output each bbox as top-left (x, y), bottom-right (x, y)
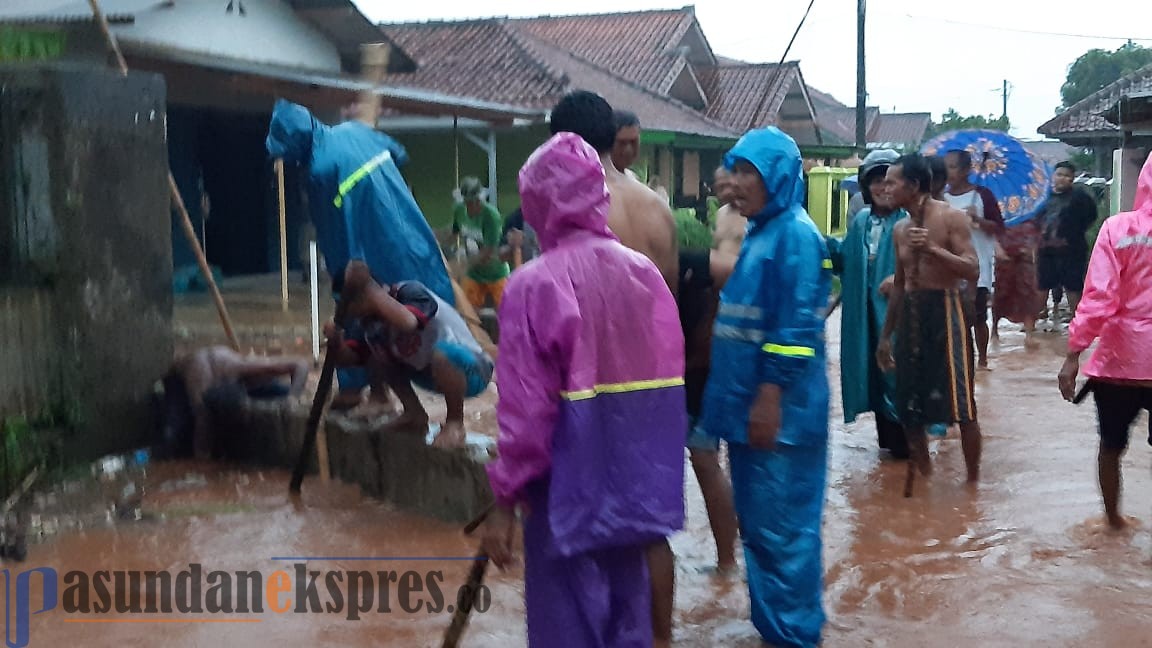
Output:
top-left (18, 320), bottom-right (1152, 647)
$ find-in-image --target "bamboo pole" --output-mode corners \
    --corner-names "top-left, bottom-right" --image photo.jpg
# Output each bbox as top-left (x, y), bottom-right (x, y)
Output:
top-left (276, 158), bottom-right (289, 312)
top-left (88, 0), bottom-right (240, 352)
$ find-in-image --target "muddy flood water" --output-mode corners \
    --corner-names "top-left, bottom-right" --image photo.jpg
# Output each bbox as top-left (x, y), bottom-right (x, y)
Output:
top-left (19, 320), bottom-right (1152, 647)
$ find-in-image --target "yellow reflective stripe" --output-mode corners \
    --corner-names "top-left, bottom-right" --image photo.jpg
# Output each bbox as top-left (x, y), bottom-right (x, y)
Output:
top-left (822, 259), bottom-right (833, 269)
top-left (333, 149), bottom-right (393, 208)
top-left (561, 377), bottom-right (685, 402)
top-left (761, 343), bottom-right (816, 358)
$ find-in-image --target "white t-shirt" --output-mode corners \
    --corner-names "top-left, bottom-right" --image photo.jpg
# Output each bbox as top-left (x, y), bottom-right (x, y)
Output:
top-left (944, 189), bottom-right (996, 289)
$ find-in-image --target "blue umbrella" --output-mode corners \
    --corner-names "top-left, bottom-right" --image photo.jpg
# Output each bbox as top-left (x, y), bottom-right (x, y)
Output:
top-left (921, 129), bottom-right (1051, 226)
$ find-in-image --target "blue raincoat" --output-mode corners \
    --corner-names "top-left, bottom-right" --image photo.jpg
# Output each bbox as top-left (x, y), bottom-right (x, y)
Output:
top-left (828, 206), bottom-right (907, 423)
top-left (699, 127), bottom-right (830, 648)
top-left (266, 100), bottom-right (454, 392)
top-left (265, 100), bottom-right (454, 303)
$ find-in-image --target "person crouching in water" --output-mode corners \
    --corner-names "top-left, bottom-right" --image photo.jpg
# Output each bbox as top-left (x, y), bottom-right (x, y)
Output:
top-left (324, 261), bottom-right (493, 448)
top-left (481, 133), bottom-right (686, 647)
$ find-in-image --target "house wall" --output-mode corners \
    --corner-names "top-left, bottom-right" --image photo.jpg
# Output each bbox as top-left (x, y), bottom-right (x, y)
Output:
top-left (393, 125), bottom-right (552, 230)
top-left (114, 0), bottom-right (343, 73)
top-left (0, 64), bottom-right (173, 465)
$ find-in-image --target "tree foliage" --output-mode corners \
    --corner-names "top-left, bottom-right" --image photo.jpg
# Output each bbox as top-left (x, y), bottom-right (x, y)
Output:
top-left (926, 109), bottom-right (1010, 138)
top-left (1061, 42), bottom-right (1152, 107)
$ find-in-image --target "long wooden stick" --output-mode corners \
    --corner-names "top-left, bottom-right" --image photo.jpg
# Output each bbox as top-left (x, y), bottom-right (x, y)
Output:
top-left (88, 0), bottom-right (240, 352)
top-left (291, 299), bottom-right (347, 493)
top-left (276, 159), bottom-right (289, 312)
top-left (441, 551), bottom-right (489, 648)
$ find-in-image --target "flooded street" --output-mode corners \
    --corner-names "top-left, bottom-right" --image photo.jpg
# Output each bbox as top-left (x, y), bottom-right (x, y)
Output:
top-left (22, 321), bottom-right (1152, 647)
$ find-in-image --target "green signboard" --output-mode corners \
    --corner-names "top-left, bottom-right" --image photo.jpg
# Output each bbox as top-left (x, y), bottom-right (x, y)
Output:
top-left (0, 28), bottom-right (67, 62)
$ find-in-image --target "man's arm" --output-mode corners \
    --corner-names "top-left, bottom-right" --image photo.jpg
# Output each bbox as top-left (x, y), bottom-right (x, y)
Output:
top-left (976, 186), bottom-right (1004, 235)
top-left (654, 198), bottom-right (681, 298)
top-left (235, 358), bottom-right (312, 397)
top-left (915, 209), bottom-right (979, 281)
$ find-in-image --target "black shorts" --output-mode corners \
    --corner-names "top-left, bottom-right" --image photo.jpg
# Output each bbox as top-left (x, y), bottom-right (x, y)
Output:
top-left (1037, 253), bottom-right (1086, 292)
top-left (1093, 381), bottom-right (1152, 451)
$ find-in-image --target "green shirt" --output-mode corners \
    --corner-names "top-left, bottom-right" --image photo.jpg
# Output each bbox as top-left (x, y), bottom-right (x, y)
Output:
top-left (453, 202), bottom-right (510, 283)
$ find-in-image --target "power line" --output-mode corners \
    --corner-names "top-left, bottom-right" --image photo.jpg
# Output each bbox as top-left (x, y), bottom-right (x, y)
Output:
top-left (896, 13), bottom-right (1152, 42)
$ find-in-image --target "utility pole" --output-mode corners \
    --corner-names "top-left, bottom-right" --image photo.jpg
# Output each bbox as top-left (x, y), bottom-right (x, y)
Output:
top-left (1002, 79), bottom-right (1008, 120)
top-left (856, 0), bottom-right (867, 153)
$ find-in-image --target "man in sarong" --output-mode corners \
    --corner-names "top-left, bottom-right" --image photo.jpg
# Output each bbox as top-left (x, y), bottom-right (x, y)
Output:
top-left (877, 154), bottom-right (982, 482)
top-left (828, 149), bottom-right (909, 459)
top-left (699, 127), bottom-right (832, 647)
top-left (481, 132), bottom-right (686, 647)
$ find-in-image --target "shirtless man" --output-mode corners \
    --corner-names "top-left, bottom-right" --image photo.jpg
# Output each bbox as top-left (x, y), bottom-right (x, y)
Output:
top-left (163, 347), bottom-right (310, 459)
top-left (548, 91), bottom-right (678, 648)
top-left (712, 166), bottom-right (748, 259)
top-left (876, 154), bottom-right (983, 483)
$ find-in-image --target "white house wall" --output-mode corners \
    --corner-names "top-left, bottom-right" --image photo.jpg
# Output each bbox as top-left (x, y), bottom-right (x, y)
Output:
top-left (113, 0), bottom-right (342, 72)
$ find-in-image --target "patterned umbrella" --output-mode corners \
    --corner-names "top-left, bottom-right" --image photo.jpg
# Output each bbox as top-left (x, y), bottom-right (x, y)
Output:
top-left (921, 129), bottom-right (1051, 226)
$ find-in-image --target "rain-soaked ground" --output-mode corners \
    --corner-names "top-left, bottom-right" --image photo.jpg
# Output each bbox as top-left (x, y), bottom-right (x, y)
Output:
top-left (18, 319), bottom-right (1152, 647)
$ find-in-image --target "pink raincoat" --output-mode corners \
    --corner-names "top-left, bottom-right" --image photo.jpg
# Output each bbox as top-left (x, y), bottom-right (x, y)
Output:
top-left (487, 133), bottom-right (686, 647)
top-left (1069, 152), bottom-right (1152, 380)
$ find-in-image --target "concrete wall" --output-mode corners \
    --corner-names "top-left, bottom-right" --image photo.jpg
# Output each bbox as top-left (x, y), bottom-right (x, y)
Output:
top-left (0, 63), bottom-right (173, 462)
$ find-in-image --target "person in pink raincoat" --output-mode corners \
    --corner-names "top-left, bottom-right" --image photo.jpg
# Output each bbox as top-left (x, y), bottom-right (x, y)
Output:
top-left (480, 132), bottom-right (687, 647)
top-left (1059, 151), bottom-right (1152, 531)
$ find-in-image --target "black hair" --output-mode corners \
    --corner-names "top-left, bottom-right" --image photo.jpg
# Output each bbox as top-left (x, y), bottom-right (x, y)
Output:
top-left (946, 148), bottom-right (972, 169)
top-left (549, 91), bottom-right (616, 153)
top-left (1055, 160), bottom-right (1077, 174)
top-left (928, 155), bottom-right (947, 186)
top-left (892, 153), bottom-right (933, 193)
top-left (613, 110), bottom-right (640, 131)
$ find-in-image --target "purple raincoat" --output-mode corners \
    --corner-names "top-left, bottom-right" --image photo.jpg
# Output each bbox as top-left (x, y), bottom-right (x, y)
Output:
top-left (487, 133), bottom-right (686, 647)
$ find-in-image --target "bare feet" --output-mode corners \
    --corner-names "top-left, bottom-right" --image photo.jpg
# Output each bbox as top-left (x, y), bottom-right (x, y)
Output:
top-left (381, 411), bottom-right (429, 435)
top-left (432, 419), bottom-right (467, 449)
top-left (977, 359), bottom-right (991, 371)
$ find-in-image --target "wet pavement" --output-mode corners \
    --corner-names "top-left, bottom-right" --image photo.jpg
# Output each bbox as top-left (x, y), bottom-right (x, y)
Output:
top-left (19, 320), bottom-right (1152, 647)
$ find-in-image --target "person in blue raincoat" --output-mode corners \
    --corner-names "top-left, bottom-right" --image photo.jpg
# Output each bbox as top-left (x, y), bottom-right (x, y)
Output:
top-left (826, 149), bottom-right (910, 458)
top-left (699, 127), bottom-right (831, 648)
top-left (266, 100), bottom-right (454, 408)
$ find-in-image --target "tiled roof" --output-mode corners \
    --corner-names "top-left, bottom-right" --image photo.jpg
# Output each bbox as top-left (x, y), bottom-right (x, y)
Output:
top-left (519, 33), bottom-right (737, 138)
top-left (381, 18), bottom-right (738, 138)
top-left (868, 112), bottom-right (931, 147)
top-left (1038, 63), bottom-right (1152, 137)
top-left (702, 62), bottom-right (798, 132)
top-left (509, 8), bottom-right (695, 95)
top-left (381, 20), bottom-right (568, 110)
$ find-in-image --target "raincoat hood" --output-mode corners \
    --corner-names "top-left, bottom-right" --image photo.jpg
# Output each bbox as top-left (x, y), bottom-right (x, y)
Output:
top-left (859, 148), bottom-right (900, 205)
top-left (518, 133), bottom-right (615, 251)
top-left (266, 99), bottom-right (317, 164)
top-left (1137, 150), bottom-right (1152, 212)
top-left (724, 127), bottom-right (805, 223)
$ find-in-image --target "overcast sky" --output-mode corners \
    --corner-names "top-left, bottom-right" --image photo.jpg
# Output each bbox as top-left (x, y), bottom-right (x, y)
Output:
top-left (354, 0), bottom-right (1152, 140)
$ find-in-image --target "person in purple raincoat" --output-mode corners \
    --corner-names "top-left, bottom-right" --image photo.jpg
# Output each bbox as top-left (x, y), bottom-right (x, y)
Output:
top-left (480, 132), bottom-right (687, 647)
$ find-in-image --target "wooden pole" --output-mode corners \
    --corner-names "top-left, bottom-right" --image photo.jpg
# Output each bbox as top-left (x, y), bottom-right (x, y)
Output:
top-left (88, 0), bottom-right (240, 352)
top-left (276, 158), bottom-right (289, 312)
